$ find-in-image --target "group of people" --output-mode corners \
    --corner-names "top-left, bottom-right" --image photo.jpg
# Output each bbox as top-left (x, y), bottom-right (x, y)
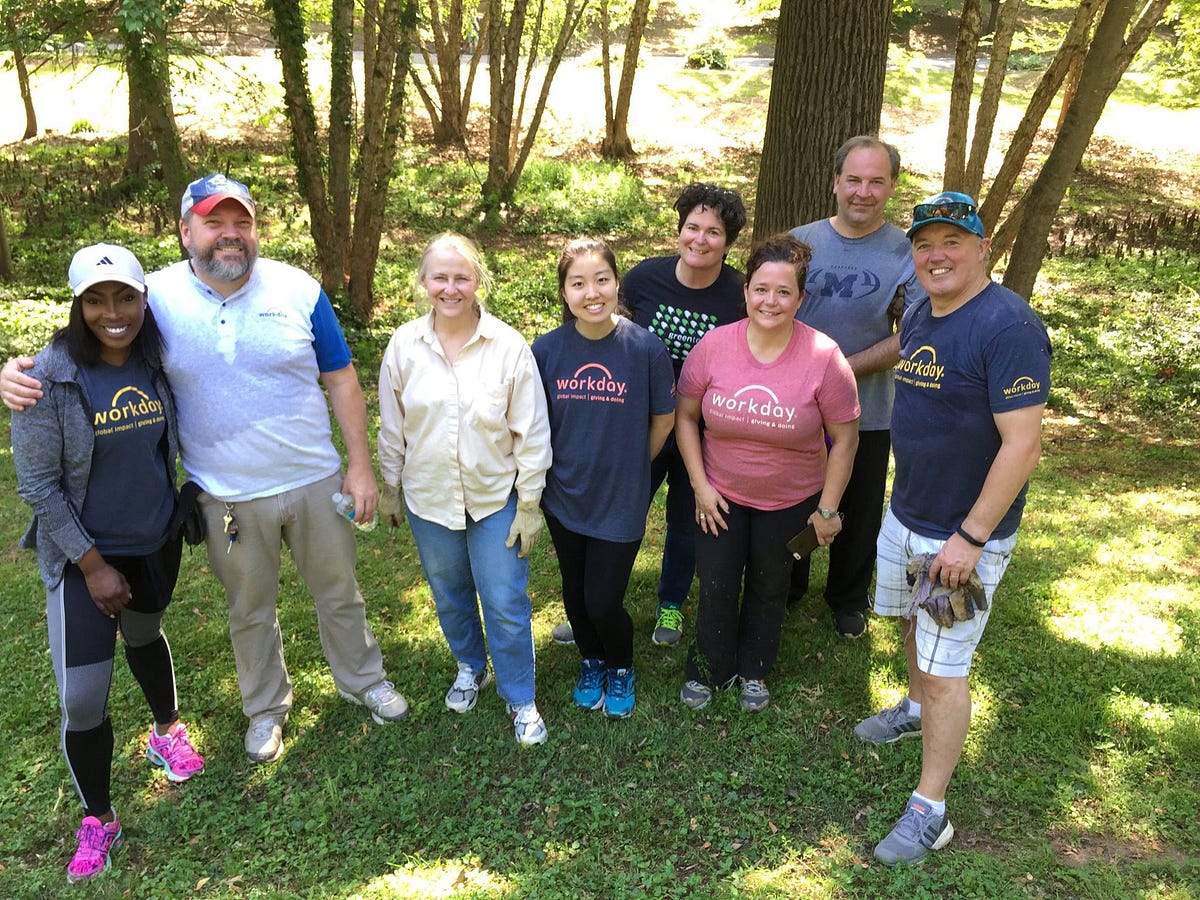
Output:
top-left (4, 134), bottom-right (1051, 880)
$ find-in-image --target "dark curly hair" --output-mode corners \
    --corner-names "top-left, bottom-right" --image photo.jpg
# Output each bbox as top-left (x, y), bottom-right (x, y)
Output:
top-left (672, 183), bottom-right (748, 247)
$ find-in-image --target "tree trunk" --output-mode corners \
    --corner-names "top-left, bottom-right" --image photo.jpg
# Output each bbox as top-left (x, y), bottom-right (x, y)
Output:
top-left (601, 0), bottom-right (651, 159)
top-left (962, 0), bottom-right (1022, 196)
top-left (13, 42), bottom-right (37, 140)
top-left (122, 26), bottom-right (189, 250)
top-left (753, 0), bottom-right (890, 240)
top-left (329, 0), bottom-right (354, 283)
top-left (1001, 0), bottom-right (1170, 299)
top-left (348, 0), bottom-right (419, 319)
top-left (943, 0), bottom-right (982, 192)
top-left (0, 202), bottom-right (14, 282)
top-left (125, 53), bottom-right (156, 178)
top-left (976, 0), bottom-right (1103, 235)
top-left (509, 0), bottom-right (585, 191)
top-left (267, 0), bottom-right (341, 292)
top-left (483, 0), bottom-right (523, 208)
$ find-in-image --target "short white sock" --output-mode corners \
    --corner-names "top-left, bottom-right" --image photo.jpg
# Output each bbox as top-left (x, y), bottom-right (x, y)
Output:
top-left (912, 791), bottom-right (945, 815)
top-left (904, 697), bottom-right (922, 717)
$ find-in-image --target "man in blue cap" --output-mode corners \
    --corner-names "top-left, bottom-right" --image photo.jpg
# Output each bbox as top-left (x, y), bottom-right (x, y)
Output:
top-left (2, 174), bottom-right (411, 764)
top-left (856, 191), bottom-right (1052, 865)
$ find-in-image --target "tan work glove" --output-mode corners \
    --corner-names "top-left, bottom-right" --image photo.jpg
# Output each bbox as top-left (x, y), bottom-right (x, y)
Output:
top-left (379, 483), bottom-right (404, 529)
top-left (504, 498), bottom-right (544, 559)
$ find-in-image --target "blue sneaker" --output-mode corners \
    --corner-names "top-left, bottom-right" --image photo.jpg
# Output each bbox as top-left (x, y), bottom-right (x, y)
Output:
top-left (573, 658), bottom-right (606, 710)
top-left (604, 667), bottom-right (635, 718)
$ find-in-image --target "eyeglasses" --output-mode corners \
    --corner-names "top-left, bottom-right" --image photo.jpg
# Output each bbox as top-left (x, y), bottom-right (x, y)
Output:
top-left (913, 200), bottom-right (977, 222)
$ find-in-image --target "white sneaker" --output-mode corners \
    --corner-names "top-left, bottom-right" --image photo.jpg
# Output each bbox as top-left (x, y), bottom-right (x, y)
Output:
top-left (507, 701), bottom-right (548, 746)
top-left (339, 681), bottom-right (410, 724)
top-left (445, 663), bottom-right (493, 713)
top-left (245, 715), bottom-right (285, 763)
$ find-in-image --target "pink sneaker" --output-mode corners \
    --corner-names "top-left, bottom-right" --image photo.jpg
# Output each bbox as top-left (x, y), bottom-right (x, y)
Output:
top-left (66, 815), bottom-right (123, 883)
top-left (146, 722), bottom-right (205, 782)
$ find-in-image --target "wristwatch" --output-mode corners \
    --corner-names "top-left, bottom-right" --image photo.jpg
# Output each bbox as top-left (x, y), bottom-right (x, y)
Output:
top-left (817, 507), bottom-right (843, 520)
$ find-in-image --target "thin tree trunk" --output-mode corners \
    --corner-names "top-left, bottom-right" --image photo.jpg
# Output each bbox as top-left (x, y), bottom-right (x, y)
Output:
top-left (1002, 0), bottom-right (1170, 299)
top-left (510, 0), bottom-right (586, 190)
top-left (944, 0), bottom-right (982, 192)
top-left (977, 0), bottom-right (1103, 235)
top-left (267, 0), bottom-right (341, 292)
top-left (329, 0), bottom-right (355, 282)
top-left (0, 202), bottom-right (14, 281)
top-left (12, 38), bottom-right (37, 140)
top-left (963, 0), bottom-right (1022, 196)
top-left (349, 0), bottom-right (418, 318)
top-left (601, 0), bottom-right (651, 159)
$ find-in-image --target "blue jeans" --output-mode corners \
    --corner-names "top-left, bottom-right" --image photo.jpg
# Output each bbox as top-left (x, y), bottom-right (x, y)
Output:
top-left (406, 493), bottom-right (536, 707)
top-left (650, 435), bottom-right (696, 610)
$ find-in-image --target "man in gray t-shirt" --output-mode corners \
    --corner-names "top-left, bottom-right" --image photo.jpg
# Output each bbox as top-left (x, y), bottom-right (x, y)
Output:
top-left (788, 136), bottom-right (926, 638)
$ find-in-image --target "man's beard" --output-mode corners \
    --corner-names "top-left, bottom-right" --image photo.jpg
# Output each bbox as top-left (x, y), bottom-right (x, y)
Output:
top-left (191, 239), bottom-right (256, 282)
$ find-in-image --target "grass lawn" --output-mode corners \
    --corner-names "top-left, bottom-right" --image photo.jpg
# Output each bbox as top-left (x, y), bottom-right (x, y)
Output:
top-left (1, 46), bottom-right (1199, 900)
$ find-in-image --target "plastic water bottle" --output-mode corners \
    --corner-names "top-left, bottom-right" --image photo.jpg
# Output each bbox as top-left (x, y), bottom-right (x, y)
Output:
top-left (332, 492), bottom-right (377, 532)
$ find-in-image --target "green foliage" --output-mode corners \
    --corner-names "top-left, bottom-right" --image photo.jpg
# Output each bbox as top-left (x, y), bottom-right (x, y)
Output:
top-left (685, 43), bottom-right (730, 70)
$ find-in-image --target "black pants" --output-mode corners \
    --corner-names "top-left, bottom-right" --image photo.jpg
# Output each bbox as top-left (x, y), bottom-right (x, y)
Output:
top-left (48, 536), bottom-right (183, 817)
top-left (545, 513), bottom-right (641, 670)
top-left (687, 493), bottom-right (817, 686)
top-left (790, 429), bottom-right (891, 613)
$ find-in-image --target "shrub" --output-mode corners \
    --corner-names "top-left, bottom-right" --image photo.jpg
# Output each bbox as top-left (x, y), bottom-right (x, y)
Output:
top-left (685, 43), bottom-right (730, 70)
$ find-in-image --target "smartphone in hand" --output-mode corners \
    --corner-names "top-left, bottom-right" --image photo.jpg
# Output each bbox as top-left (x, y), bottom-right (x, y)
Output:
top-left (787, 523), bottom-right (820, 560)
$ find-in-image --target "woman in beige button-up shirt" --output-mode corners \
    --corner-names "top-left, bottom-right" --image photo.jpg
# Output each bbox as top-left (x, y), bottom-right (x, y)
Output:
top-left (377, 233), bottom-right (553, 747)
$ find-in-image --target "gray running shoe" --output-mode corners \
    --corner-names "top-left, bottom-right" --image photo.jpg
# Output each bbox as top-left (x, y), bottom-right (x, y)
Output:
top-left (508, 701), bottom-right (548, 746)
top-left (739, 677), bottom-right (770, 712)
top-left (874, 795), bottom-right (954, 865)
top-left (445, 663), bottom-right (493, 713)
top-left (550, 622), bottom-right (575, 645)
top-left (339, 680), bottom-right (410, 724)
top-left (680, 680), bottom-right (713, 710)
top-left (245, 715), bottom-right (285, 764)
top-left (854, 699), bottom-right (922, 744)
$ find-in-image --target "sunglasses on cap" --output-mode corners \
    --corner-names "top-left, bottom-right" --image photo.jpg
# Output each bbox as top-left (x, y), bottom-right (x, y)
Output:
top-left (913, 200), bottom-right (977, 222)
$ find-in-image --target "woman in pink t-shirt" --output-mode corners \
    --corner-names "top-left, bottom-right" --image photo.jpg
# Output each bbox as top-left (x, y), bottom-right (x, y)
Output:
top-left (675, 234), bottom-right (860, 712)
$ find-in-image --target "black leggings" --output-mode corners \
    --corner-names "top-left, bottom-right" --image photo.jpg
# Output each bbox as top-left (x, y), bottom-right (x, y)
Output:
top-left (687, 494), bottom-right (818, 686)
top-left (544, 513), bottom-right (641, 670)
top-left (47, 538), bottom-right (182, 817)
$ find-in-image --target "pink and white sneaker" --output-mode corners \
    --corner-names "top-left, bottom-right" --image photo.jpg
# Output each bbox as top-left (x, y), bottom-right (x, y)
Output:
top-left (66, 815), bottom-right (123, 883)
top-left (146, 722), bottom-right (205, 782)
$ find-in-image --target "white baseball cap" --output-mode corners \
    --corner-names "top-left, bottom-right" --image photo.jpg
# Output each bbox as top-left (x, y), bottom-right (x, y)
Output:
top-left (68, 243), bottom-right (147, 297)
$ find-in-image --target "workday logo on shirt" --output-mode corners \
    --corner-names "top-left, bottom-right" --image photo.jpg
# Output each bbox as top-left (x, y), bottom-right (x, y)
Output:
top-left (895, 345), bottom-right (945, 390)
top-left (707, 384), bottom-right (796, 428)
top-left (257, 305), bottom-right (289, 320)
top-left (553, 363), bottom-right (627, 404)
top-left (92, 386), bottom-right (166, 437)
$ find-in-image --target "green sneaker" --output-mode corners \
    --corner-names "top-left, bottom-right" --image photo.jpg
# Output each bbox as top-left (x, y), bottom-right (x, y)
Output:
top-left (651, 606), bottom-right (684, 646)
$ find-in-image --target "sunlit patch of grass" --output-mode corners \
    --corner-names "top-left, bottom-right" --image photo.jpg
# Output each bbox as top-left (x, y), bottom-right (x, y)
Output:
top-left (353, 858), bottom-right (511, 897)
top-left (1048, 588), bottom-right (1184, 656)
